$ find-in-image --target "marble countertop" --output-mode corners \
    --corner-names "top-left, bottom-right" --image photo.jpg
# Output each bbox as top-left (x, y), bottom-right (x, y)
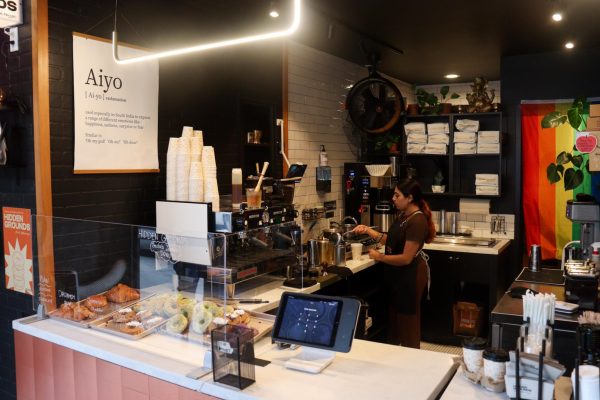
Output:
top-left (424, 238), bottom-right (511, 255)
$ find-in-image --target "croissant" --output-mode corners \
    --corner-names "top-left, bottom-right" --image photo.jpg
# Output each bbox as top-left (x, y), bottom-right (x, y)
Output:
top-left (72, 304), bottom-right (95, 321)
top-left (106, 283), bottom-right (140, 303)
top-left (84, 294), bottom-right (108, 310)
top-left (55, 302), bottom-right (74, 319)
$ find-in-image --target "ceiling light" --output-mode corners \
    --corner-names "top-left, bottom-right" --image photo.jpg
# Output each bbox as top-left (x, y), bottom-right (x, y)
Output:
top-left (269, 10), bottom-right (280, 18)
top-left (445, 74), bottom-right (459, 79)
top-left (113, 0), bottom-right (302, 64)
top-left (565, 42), bottom-right (574, 49)
top-left (552, 13), bottom-right (563, 22)
top-left (269, 2), bottom-right (280, 18)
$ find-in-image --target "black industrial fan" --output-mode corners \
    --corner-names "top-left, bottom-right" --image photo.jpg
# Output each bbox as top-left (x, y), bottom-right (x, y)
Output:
top-left (345, 55), bottom-right (404, 134)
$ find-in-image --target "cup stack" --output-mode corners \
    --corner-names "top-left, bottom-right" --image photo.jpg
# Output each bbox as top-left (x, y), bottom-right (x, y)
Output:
top-left (166, 137), bottom-right (180, 201)
top-left (181, 126), bottom-right (194, 138)
top-left (202, 146), bottom-right (219, 211)
top-left (175, 137), bottom-right (191, 201)
top-left (188, 161), bottom-right (204, 202)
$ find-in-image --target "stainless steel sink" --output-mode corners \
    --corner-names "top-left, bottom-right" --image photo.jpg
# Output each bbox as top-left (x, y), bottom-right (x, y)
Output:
top-left (432, 235), bottom-right (497, 247)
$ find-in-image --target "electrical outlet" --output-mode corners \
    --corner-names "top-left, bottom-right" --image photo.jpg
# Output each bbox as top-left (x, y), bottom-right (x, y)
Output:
top-left (3, 28), bottom-right (19, 52)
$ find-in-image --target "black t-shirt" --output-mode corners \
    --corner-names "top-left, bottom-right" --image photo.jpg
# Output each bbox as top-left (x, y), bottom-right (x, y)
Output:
top-left (383, 211), bottom-right (428, 314)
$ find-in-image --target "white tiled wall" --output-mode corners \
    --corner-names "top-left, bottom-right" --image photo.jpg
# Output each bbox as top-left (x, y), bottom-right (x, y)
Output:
top-left (287, 41), bottom-right (412, 236)
top-left (416, 81), bottom-right (501, 106)
top-left (431, 211), bottom-right (515, 239)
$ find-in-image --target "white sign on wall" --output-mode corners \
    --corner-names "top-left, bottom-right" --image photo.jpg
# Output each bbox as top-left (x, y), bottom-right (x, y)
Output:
top-left (0, 0), bottom-right (22, 28)
top-left (73, 33), bottom-right (159, 173)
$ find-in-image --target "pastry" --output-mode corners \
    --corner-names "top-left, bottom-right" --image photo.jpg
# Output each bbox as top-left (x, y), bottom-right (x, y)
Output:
top-left (55, 302), bottom-right (74, 319)
top-left (84, 294), bottom-right (108, 311)
top-left (190, 307), bottom-right (214, 334)
top-left (72, 304), bottom-right (95, 321)
top-left (178, 297), bottom-right (196, 318)
top-left (166, 314), bottom-right (188, 334)
top-left (106, 283), bottom-right (140, 303)
top-left (163, 294), bottom-right (181, 316)
top-left (112, 307), bottom-right (137, 323)
top-left (121, 320), bottom-right (144, 335)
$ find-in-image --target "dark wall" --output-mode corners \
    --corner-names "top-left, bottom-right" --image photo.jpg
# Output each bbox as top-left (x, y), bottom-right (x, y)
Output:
top-left (48, 0), bottom-right (283, 225)
top-left (0, 2), bottom-right (36, 399)
top-left (501, 45), bottom-right (600, 279)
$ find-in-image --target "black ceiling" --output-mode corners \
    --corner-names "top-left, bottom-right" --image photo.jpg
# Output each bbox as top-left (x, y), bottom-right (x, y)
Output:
top-left (301, 0), bottom-right (600, 84)
top-left (106, 0), bottom-right (600, 85)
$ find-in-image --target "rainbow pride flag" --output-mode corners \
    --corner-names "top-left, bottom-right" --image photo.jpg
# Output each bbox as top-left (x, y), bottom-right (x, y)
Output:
top-left (521, 103), bottom-right (595, 260)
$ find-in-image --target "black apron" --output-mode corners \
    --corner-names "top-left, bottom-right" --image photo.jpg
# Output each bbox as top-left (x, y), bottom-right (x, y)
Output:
top-left (382, 211), bottom-right (428, 314)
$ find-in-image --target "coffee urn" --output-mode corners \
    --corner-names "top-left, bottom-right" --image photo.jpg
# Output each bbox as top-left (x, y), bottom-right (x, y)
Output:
top-left (373, 201), bottom-right (396, 233)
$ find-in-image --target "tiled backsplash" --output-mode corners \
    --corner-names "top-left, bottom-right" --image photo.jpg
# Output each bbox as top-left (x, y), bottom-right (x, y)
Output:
top-left (431, 211), bottom-right (515, 240)
top-left (287, 41), bottom-right (413, 223)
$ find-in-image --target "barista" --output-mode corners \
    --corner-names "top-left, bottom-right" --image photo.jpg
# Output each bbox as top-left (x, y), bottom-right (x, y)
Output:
top-left (352, 178), bottom-right (435, 348)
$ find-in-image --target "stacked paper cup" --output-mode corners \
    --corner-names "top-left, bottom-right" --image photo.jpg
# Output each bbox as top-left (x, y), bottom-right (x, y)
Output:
top-left (190, 136), bottom-right (203, 163)
top-left (166, 137), bottom-right (180, 201)
top-left (188, 161), bottom-right (204, 202)
top-left (175, 137), bottom-right (191, 201)
top-left (202, 146), bottom-right (219, 211)
top-left (181, 126), bottom-right (194, 138)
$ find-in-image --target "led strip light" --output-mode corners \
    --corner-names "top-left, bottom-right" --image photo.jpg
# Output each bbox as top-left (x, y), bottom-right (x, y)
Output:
top-left (112, 0), bottom-right (302, 64)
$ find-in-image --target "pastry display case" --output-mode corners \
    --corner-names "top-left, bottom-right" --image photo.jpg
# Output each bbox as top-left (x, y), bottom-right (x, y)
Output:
top-left (31, 213), bottom-right (312, 349)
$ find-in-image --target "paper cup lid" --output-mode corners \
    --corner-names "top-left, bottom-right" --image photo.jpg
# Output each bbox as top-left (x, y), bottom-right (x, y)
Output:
top-left (462, 337), bottom-right (487, 350)
top-left (483, 348), bottom-right (509, 362)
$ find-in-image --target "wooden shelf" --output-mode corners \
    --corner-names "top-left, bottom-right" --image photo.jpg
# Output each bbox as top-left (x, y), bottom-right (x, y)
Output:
top-left (406, 153), bottom-right (449, 157)
top-left (423, 192), bottom-right (500, 198)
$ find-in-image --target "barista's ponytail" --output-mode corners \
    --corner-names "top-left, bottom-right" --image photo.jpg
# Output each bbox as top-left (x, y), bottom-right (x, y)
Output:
top-left (396, 178), bottom-right (436, 244)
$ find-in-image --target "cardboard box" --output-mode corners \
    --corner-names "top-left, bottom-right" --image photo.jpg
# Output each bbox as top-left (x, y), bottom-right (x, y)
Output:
top-left (588, 116), bottom-right (600, 131)
top-left (588, 131), bottom-right (600, 171)
top-left (590, 103), bottom-right (600, 118)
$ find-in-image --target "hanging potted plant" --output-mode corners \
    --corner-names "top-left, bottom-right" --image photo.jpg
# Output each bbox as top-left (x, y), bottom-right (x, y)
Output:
top-left (543, 97), bottom-right (590, 191)
top-left (439, 86), bottom-right (460, 114)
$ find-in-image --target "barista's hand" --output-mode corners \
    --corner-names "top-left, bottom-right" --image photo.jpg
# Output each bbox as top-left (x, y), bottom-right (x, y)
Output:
top-left (352, 225), bottom-right (370, 235)
top-left (368, 248), bottom-right (383, 261)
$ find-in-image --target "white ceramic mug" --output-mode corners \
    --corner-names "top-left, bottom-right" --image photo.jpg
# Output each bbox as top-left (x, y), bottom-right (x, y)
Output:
top-left (351, 243), bottom-right (363, 261)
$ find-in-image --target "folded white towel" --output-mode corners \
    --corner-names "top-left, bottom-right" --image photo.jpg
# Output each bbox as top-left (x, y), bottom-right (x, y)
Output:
top-left (456, 119), bottom-right (480, 133)
top-left (407, 133), bottom-right (427, 144)
top-left (404, 122), bottom-right (426, 134)
top-left (454, 143), bottom-right (477, 154)
top-left (427, 123), bottom-right (450, 134)
top-left (476, 186), bottom-right (499, 196)
top-left (478, 131), bottom-right (500, 143)
top-left (475, 174), bottom-right (499, 186)
top-left (424, 143), bottom-right (447, 154)
top-left (453, 131), bottom-right (477, 143)
top-left (477, 143), bottom-right (500, 154)
top-left (407, 144), bottom-right (425, 154)
top-left (428, 134), bottom-right (450, 144)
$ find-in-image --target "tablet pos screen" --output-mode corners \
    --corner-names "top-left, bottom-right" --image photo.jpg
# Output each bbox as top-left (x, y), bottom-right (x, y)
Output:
top-left (274, 294), bottom-right (342, 347)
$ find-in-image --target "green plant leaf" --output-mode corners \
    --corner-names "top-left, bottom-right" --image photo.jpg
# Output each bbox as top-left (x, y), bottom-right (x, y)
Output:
top-left (572, 97), bottom-right (585, 114)
top-left (586, 160), bottom-right (590, 172)
top-left (572, 154), bottom-right (584, 167)
top-left (440, 86), bottom-right (449, 100)
top-left (556, 151), bottom-right (572, 165)
top-left (557, 164), bottom-right (564, 176)
top-left (542, 112), bottom-right (567, 128)
top-left (567, 107), bottom-right (584, 131)
top-left (563, 168), bottom-right (584, 191)
top-left (450, 93), bottom-right (460, 99)
top-left (547, 163), bottom-right (561, 184)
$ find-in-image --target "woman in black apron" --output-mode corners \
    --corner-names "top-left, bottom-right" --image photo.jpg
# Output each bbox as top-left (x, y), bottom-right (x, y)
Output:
top-left (352, 178), bottom-right (435, 348)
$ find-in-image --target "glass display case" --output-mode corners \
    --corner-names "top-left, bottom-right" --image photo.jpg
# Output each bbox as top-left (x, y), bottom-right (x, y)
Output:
top-left (30, 214), bottom-right (311, 355)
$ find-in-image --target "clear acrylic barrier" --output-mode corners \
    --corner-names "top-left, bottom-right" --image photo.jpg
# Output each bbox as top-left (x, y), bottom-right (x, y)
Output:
top-left (30, 215), bottom-right (307, 353)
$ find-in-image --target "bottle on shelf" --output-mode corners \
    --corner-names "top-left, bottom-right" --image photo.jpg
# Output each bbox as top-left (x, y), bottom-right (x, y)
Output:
top-left (319, 145), bottom-right (328, 166)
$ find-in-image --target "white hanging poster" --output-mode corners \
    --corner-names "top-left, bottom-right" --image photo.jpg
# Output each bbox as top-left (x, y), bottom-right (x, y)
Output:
top-left (72, 33), bottom-right (159, 173)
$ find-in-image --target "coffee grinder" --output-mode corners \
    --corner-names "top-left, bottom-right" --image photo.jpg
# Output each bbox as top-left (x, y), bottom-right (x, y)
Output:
top-left (566, 199), bottom-right (600, 259)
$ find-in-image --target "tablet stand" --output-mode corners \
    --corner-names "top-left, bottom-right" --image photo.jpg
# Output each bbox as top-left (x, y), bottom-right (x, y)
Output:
top-left (284, 347), bottom-right (336, 374)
